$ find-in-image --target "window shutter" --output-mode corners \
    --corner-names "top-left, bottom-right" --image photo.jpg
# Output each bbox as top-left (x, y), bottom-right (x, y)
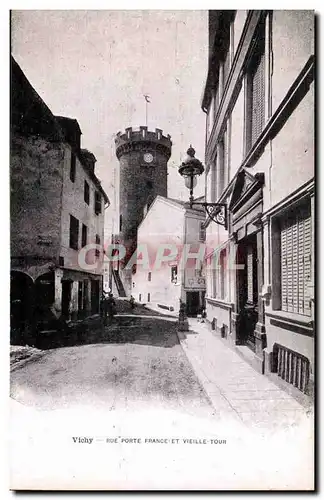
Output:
top-left (251, 49), bottom-right (265, 146)
top-left (281, 226), bottom-right (288, 312)
top-left (280, 203), bottom-right (312, 316)
top-left (302, 209), bottom-right (312, 316)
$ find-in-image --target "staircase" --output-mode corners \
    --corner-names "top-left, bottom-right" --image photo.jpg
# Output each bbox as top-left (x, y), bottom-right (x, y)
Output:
top-left (112, 269), bottom-right (127, 297)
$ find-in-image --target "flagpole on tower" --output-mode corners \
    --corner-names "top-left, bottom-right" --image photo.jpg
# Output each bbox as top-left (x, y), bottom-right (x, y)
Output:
top-left (143, 94), bottom-right (150, 127)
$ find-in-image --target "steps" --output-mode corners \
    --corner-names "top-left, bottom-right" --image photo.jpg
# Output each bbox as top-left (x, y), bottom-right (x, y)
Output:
top-left (112, 269), bottom-right (127, 297)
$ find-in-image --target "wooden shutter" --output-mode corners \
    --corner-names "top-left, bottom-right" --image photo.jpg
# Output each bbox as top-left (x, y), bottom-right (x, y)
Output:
top-left (220, 249), bottom-right (226, 299)
top-left (280, 203), bottom-right (312, 316)
top-left (251, 48), bottom-right (265, 146)
top-left (247, 245), bottom-right (254, 303)
top-left (302, 208), bottom-right (312, 316)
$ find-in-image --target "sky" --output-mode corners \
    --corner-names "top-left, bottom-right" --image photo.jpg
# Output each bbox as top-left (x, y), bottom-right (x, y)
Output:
top-left (11, 10), bottom-right (208, 237)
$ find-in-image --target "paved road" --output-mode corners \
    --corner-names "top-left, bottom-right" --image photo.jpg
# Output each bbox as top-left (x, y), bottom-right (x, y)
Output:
top-left (10, 315), bottom-right (215, 419)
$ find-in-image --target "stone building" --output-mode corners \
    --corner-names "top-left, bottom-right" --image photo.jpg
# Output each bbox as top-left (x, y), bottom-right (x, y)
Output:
top-left (201, 11), bottom-right (314, 397)
top-left (10, 56), bottom-right (109, 341)
top-left (113, 127), bottom-right (172, 296)
top-left (133, 196), bottom-right (206, 315)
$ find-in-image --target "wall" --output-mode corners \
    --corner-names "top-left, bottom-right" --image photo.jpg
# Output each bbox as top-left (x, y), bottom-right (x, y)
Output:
top-left (269, 82), bottom-right (314, 209)
top-left (229, 85), bottom-right (244, 181)
top-left (60, 145), bottom-right (105, 276)
top-left (271, 10), bottom-right (314, 113)
top-left (119, 150), bottom-right (168, 244)
top-left (183, 212), bottom-right (206, 291)
top-left (11, 134), bottom-right (64, 260)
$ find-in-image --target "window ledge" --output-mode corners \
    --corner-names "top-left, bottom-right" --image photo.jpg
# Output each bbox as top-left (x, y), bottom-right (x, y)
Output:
top-left (206, 297), bottom-right (233, 310)
top-left (265, 310), bottom-right (313, 329)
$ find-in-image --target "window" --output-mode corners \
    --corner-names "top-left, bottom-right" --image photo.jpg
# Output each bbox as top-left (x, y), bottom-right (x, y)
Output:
top-left (212, 265), bottom-right (217, 298)
top-left (171, 266), bottom-right (178, 283)
top-left (119, 214), bottom-right (122, 231)
top-left (219, 248), bottom-right (227, 300)
top-left (147, 293), bottom-right (151, 303)
top-left (95, 234), bottom-right (100, 257)
top-left (217, 137), bottom-right (225, 197)
top-left (84, 181), bottom-right (90, 205)
top-left (199, 222), bottom-right (206, 242)
top-left (245, 21), bottom-right (265, 152)
top-left (69, 215), bottom-right (79, 250)
top-left (82, 224), bottom-right (88, 248)
top-left (148, 272), bottom-right (152, 282)
top-left (94, 191), bottom-right (102, 215)
top-left (279, 202), bottom-right (312, 316)
top-left (70, 152), bottom-right (76, 182)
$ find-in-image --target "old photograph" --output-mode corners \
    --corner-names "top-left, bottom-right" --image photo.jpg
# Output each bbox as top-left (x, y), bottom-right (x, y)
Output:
top-left (9, 9), bottom-right (315, 490)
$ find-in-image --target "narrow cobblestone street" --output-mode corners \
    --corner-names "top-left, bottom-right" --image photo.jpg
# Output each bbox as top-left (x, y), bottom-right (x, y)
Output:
top-left (10, 314), bottom-right (215, 420)
top-left (10, 309), bottom-right (314, 490)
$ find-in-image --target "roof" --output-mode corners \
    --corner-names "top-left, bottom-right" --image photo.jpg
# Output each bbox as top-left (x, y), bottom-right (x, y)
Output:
top-left (11, 56), bottom-right (64, 141)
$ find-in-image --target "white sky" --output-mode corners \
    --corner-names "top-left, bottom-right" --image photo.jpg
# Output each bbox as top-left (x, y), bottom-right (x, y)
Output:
top-left (11, 10), bottom-right (208, 237)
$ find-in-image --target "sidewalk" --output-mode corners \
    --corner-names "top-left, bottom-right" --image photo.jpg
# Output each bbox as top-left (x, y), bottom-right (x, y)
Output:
top-left (178, 318), bottom-right (313, 433)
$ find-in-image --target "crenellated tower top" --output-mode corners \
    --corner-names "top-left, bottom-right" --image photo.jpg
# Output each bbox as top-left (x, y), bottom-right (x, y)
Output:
top-left (115, 126), bottom-right (172, 160)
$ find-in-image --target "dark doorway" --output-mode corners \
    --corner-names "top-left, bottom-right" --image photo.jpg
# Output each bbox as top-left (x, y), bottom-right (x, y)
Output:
top-left (35, 272), bottom-right (55, 309)
top-left (62, 280), bottom-right (72, 319)
top-left (91, 280), bottom-right (100, 314)
top-left (237, 234), bottom-right (258, 351)
top-left (10, 271), bottom-right (34, 342)
top-left (78, 281), bottom-right (84, 318)
top-left (186, 291), bottom-right (200, 317)
top-left (83, 280), bottom-right (89, 313)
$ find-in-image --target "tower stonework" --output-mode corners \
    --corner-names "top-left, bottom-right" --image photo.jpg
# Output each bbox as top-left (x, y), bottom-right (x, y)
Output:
top-left (114, 126), bottom-right (172, 295)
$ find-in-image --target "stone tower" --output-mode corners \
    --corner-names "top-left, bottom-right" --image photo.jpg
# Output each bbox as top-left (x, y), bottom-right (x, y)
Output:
top-left (114, 126), bottom-right (172, 295)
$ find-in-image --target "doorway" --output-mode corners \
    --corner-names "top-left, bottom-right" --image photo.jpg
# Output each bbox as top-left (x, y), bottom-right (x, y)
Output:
top-left (61, 280), bottom-right (72, 319)
top-left (91, 280), bottom-right (100, 314)
top-left (237, 234), bottom-right (258, 351)
top-left (186, 291), bottom-right (200, 317)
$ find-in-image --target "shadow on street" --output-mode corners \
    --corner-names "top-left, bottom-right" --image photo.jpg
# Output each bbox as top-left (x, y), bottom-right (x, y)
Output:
top-left (34, 314), bottom-right (180, 350)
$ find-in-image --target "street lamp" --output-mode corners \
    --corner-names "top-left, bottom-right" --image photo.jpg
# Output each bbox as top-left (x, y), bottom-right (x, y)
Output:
top-left (178, 146), bottom-right (227, 229)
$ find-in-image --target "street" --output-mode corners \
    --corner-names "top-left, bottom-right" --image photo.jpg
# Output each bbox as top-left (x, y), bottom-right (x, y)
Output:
top-left (10, 313), bottom-right (214, 419)
top-left (9, 309), bottom-right (314, 490)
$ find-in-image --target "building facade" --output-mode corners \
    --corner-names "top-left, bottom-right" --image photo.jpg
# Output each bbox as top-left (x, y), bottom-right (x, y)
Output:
top-left (10, 57), bottom-right (109, 340)
top-left (133, 196), bottom-right (206, 316)
top-left (201, 11), bottom-right (314, 397)
top-left (113, 127), bottom-right (172, 296)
